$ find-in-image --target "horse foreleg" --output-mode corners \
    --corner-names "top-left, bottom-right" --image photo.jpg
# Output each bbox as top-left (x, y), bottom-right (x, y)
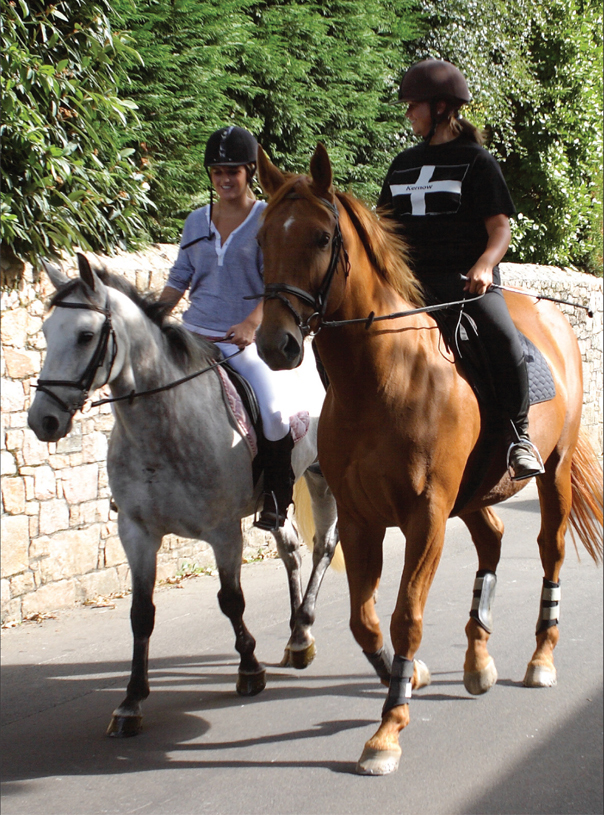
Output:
top-left (280, 469), bottom-right (340, 669)
top-left (107, 516), bottom-right (161, 737)
top-left (213, 527), bottom-right (266, 696)
top-left (356, 510), bottom-right (445, 775)
top-left (271, 520), bottom-right (307, 666)
top-left (460, 506), bottom-right (504, 695)
top-left (524, 456), bottom-right (569, 687)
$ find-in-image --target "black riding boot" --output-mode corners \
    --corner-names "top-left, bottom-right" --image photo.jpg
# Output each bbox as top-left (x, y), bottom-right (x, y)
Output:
top-left (254, 432), bottom-right (295, 531)
top-left (504, 359), bottom-right (545, 481)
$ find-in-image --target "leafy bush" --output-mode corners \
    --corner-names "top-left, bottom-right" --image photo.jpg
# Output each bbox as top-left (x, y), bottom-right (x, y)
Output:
top-left (109, 0), bottom-right (423, 242)
top-left (1, 0), bottom-right (153, 275)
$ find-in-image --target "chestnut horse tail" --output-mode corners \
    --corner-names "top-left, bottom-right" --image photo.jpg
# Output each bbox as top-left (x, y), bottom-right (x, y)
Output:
top-left (568, 429), bottom-right (603, 564)
top-left (293, 478), bottom-right (345, 572)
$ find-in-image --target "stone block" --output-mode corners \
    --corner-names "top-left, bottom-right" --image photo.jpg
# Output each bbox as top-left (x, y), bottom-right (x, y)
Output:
top-left (4, 429), bottom-right (24, 452)
top-left (1, 597), bottom-right (22, 626)
top-left (3, 348), bottom-right (39, 379)
top-left (1, 450), bottom-right (17, 477)
top-left (22, 431), bottom-right (51, 466)
top-left (33, 465), bottom-right (56, 500)
top-left (77, 568), bottom-right (120, 602)
top-left (1, 577), bottom-right (10, 606)
top-left (60, 463), bottom-right (98, 503)
top-left (9, 571), bottom-right (36, 597)
top-left (82, 431), bottom-right (108, 464)
top-left (1, 378), bottom-right (25, 413)
top-left (35, 526), bottom-right (100, 583)
top-left (0, 308), bottom-right (28, 347)
top-left (39, 499), bottom-right (70, 535)
top-left (56, 425), bottom-right (83, 454)
top-left (29, 515), bottom-right (39, 538)
top-left (104, 535), bottom-right (126, 567)
top-left (0, 515), bottom-right (29, 577)
top-left (22, 579), bottom-right (77, 617)
top-left (1, 476), bottom-right (26, 514)
top-left (78, 499), bottom-right (110, 526)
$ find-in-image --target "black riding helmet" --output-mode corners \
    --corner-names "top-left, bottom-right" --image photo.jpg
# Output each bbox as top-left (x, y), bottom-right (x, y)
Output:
top-left (398, 59), bottom-right (471, 105)
top-left (398, 59), bottom-right (471, 142)
top-left (182, 126), bottom-right (259, 248)
top-left (204, 126), bottom-right (258, 168)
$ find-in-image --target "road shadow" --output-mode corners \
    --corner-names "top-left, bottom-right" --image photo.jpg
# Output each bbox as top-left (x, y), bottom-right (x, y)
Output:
top-left (461, 683), bottom-right (603, 815)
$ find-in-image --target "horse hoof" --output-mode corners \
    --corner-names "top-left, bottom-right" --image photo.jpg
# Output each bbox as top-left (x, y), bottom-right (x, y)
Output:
top-left (356, 746), bottom-right (401, 776)
top-left (237, 668), bottom-right (266, 696)
top-left (523, 663), bottom-right (557, 687)
top-left (106, 714), bottom-right (143, 737)
top-left (281, 641), bottom-right (316, 669)
top-left (414, 659), bottom-right (431, 690)
top-left (464, 657), bottom-right (498, 695)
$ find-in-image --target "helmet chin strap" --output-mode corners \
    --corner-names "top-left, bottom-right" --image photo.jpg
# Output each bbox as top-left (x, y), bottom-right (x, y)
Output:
top-left (425, 99), bottom-right (439, 143)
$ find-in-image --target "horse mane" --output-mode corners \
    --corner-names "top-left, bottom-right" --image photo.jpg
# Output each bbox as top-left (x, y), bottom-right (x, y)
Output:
top-left (49, 270), bottom-right (220, 369)
top-left (263, 175), bottom-right (424, 307)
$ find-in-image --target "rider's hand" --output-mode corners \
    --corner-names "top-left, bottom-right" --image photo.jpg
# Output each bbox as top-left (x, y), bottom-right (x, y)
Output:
top-left (223, 317), bottom-right (257, 349)
top-left (463, 262), bottom-right (493, 296)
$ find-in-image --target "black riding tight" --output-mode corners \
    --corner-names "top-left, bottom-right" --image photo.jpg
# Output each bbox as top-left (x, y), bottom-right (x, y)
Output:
top-left (422, 269), bottom-right (529, 429)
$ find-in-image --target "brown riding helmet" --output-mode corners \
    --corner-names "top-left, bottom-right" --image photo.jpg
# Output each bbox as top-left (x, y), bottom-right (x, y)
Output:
top-left (398, 59), bottom-right (472, 105)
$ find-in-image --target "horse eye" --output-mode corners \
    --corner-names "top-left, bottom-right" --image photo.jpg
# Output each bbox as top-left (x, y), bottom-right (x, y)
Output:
top-left (317, 233), bottom-right (331, 249)
top-left (77, 331), bottom-right (94, 345)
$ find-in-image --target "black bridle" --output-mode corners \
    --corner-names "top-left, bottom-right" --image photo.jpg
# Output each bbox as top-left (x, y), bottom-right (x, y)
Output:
top-left (262, 196), bottom-right (349, 336)
top-left (35, 296), bottom-right (117, 416)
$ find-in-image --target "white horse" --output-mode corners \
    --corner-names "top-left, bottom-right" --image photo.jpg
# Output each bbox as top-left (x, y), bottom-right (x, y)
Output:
top-left (28, 254), bottom-right (339, 737)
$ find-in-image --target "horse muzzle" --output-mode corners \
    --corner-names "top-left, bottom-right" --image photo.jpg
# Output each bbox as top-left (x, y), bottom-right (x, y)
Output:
top-left (28, 392), bottom-right (74, 442)
top-left (256, 322), bottom-right (304, 370)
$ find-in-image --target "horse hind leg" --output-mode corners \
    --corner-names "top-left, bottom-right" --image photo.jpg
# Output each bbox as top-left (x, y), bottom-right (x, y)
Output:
top-left (523, 455), bottom-right (570, 687)
top-left (107, 517), bottom-right (162, 737)
top-left (278, 469), bottom-right (339, 669)
top-left (460, 507), bottom-right (503, 696)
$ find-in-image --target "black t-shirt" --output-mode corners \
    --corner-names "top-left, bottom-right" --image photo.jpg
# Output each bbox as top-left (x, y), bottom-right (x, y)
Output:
top-left (378, 136), bottom-right (516, 278)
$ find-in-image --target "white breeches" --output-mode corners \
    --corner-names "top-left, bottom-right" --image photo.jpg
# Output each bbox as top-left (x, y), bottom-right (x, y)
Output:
top-left (214, 341), bottom-right (290, 441)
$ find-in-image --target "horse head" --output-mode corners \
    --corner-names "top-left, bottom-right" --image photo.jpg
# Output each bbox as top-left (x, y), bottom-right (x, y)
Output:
top-left (28, 254), bottom-right (116, 442)
top-left (256, 144), bottom-right (348, 370)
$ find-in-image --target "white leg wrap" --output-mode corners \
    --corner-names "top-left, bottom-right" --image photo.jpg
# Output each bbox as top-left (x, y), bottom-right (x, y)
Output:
top-left (470, 570), bottom-right (497, 633)
top-left (537, 579), bottom-right (560, 633)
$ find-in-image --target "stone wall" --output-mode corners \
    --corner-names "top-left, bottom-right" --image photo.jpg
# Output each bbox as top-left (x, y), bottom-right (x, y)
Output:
top-left (1, 248), bottom-right (602, 624)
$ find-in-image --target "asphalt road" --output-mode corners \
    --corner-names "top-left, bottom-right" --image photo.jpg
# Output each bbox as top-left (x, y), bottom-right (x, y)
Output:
top-left (2, 481), bottom-right (602, 815)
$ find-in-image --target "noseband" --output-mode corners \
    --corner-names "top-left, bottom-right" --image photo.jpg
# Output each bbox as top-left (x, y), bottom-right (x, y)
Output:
top-left (262, 196), bottom-right (349, 336)
top-left (35, 295), bottom-right (117, 416)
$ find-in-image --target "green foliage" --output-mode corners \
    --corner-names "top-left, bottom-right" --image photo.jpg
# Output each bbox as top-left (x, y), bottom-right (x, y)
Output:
top-left (1, 0), bottom-right (153, 271)
top-left (109, 0), bottom-right (422, 242)
top-left (408, 0), bottom-right (603, 273)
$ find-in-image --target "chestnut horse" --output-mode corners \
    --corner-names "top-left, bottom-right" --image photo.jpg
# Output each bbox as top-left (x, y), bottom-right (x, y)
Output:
top-left (255, 144), bottom-right (603, 775)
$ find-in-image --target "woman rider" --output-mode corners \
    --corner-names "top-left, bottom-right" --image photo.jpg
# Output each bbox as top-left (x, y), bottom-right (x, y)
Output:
top-left (159, 125), bottom-right (295, 529)
top-left (378, 59), bottom-right (544, 480)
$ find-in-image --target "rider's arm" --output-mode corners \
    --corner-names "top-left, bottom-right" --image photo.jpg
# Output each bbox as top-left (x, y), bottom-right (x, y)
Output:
top-left (463, 214), bottom-right (511, 296)
top-left (158, 285), bottom-right (184, 312)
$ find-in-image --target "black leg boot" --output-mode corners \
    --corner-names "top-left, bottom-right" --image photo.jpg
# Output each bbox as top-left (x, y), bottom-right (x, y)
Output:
top-left (505, 360), bottom-right (545, 481)
top-left (254, 432), bottom-right (295, 531)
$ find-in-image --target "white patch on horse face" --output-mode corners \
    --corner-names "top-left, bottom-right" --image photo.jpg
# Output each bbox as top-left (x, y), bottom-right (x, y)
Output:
top-left (283, 216), bottom-right (295, 233)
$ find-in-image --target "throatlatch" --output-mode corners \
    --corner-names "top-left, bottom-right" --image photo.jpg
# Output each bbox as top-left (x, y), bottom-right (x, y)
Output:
top-left (469, 570), bottom-right (497, 633)
top-left (537, 578), bottom-right (560, 633)
top-left (382, 655), bottom-right (414, 716)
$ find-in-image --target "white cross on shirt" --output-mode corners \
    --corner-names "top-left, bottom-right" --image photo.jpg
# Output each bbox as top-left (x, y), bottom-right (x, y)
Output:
top-left (390, 165), bottom-right (463, 216)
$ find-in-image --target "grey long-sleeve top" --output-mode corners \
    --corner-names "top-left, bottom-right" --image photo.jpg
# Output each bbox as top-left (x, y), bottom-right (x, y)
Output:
top-left (166, 201), bottom-right (267, 334)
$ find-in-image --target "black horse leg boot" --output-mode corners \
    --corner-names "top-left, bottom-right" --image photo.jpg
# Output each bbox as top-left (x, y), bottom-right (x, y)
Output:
top-left (254, 431), bottom-right (295, 531)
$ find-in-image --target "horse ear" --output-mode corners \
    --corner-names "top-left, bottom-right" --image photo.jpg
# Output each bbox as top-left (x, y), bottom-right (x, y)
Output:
top-left (77, 253), bottom-right (98, 292)
top-left (257, 145), bottom-right (285, 197)
top-left (42, 259), bottom-right (70, 290)
top-left (309, 143), bottom-right (333, 197)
